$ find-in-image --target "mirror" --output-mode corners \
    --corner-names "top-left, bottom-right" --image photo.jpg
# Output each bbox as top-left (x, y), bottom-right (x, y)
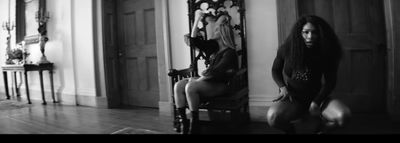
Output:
top-left (16, 0), bottom-right (46, 44)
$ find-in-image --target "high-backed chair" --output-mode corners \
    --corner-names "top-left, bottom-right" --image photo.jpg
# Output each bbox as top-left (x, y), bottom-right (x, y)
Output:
top-left (168, 0), bottom-right (249, 133)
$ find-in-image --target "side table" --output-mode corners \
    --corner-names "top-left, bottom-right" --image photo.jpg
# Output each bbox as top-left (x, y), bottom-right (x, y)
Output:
top-left (2, 63), bottom-right (56, 105)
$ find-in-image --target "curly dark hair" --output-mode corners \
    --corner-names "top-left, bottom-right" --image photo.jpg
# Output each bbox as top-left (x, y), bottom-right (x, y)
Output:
top-left (280, 15), bottom-right (342, 70)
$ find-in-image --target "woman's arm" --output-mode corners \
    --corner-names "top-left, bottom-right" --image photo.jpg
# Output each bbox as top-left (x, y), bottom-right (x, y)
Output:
top-left (184, 10), bottom-right (217, 55)
top-left (191, 10), bottom-right (205, 38)
top-left (271, 49), bottom-right (286, 88)
top-left (271, 48), bottom-right (292, 102)
top-left (184, 10), bottom-right (205, 46)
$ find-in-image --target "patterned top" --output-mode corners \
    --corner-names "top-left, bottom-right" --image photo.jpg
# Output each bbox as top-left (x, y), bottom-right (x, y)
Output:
top-left (271, 47), bottom-right (339, 105)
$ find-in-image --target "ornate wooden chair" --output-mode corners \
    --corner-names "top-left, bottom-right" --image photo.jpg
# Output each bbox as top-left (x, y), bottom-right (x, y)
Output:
top-left (167, 0), bottom-right (249, 133)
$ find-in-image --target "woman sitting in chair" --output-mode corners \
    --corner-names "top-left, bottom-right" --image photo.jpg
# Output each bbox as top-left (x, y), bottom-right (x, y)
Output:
top-left (174, 11), bottom-right (238, 134)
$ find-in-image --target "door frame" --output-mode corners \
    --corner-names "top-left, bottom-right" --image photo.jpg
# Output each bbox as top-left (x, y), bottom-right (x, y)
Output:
top-left (384, 0), bottom-right (400, 120)
top-left (95, 0), bottom-right (172, 111)
top-left (276, 0), bottom-right (398, 117)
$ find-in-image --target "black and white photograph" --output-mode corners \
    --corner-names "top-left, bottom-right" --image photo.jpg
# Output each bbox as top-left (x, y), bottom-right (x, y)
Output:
top-left (0, 0), bottom-right (399, 135)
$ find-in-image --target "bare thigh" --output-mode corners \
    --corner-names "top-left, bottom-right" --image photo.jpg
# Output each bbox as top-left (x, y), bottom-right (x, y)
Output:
top-left (191, 79), bottom-right (227, 98)
top-left (174, 78), bottom-right (190, 93)
top-left (268, 100), bottom-right (309, 122)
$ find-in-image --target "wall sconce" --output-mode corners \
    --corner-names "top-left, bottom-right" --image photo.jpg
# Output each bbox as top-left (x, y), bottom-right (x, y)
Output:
top-left (2, 21), bottom-right (15, 32)
top-left (35, 9), bottom-right (50, 64)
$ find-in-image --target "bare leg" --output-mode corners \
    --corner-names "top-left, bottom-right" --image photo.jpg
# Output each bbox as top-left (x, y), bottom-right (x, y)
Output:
top-left (320, 99), bottom-right (352, 132)
top-left (173, 78), bottom-right (190, 134)
top-left (267, 100), bottom-right (308, 134)
top-left (174, 79), bottom-right (189, 108)
top-left (184, 79), bottom-right (226, 134)
top-left (185, 79), bottom-right (226, 111)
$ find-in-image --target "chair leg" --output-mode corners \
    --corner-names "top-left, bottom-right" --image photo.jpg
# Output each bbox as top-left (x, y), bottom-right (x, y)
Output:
top-left (189, 111), bottom-right (200, 134)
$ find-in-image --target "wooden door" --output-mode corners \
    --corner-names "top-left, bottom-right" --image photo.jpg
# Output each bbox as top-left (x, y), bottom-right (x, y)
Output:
top-left (103, 0), bottom-right (121, 108)
top-left (116, 0), bottom-right (159, 108)
top-left (298, 0), bottom-right (387, 113)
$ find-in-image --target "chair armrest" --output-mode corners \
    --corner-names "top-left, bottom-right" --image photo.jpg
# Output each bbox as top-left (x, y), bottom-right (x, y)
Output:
top-left (168, 67), bottom-right (194, 77)
top-left (234, 68), bottom-right (247, 77)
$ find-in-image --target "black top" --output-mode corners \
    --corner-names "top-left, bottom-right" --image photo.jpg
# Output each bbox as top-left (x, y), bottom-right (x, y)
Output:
top-left (271, 47), bottom-right (339, 105)
top-left (190, 37), bottom-right (238, 83)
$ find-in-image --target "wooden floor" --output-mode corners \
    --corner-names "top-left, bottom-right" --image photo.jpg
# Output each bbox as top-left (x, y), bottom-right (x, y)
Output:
top-left (1, 97), bottom-right (400, 134)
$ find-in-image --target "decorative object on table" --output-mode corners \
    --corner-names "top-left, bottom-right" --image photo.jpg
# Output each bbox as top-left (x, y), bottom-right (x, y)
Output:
top-left (35, 8), bottom-right (50, 64)
top-left (4, 41), bottom-right (30, 65)
top-left (2, 0), bottom-right (15, 65)
top-left (7, 42), bottom-right (30, 65)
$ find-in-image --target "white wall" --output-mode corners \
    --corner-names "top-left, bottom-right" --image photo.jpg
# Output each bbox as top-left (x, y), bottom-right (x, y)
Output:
top-left (70, 0), bottom-right (97, 105)
top-left (46, 0), bottom-right (97, 106)
top-left (45, 0), bottom-right (77, 105)
top-left (167, 0), bottom-right (280, 121)
top-left (168, 0), bottom-right (191, 69)
top-left (0, 0), bottom-right (99, 106)
top-left (246, 0), bottom-right (280, 121)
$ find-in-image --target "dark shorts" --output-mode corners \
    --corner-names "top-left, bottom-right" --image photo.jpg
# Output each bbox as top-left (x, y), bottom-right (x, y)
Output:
top-left (281, 87), bottom-right (333, 110)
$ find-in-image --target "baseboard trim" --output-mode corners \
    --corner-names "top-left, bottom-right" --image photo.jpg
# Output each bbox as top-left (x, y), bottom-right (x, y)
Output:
top-left (159, 101), bottom-right (173, 116)
top-left (0, 86), bottom-right (107, 108)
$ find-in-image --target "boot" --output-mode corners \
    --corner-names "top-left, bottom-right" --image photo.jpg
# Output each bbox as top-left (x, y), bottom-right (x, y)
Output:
top-left (177, 108), bottom-right (189, 134)
top-left (189, 111), bottom-right (200, 134)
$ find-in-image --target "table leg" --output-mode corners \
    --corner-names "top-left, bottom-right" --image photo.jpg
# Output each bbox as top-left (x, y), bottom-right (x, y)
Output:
top-left (3, 71), bottom-right (10, 99)
top-left (24, 71), bottom-right (31, 104)
top-left (49, 70), bottom-right (56, 103)
top-left (14, 72), bottom-right (20, 97)
top-left (18, 72), bottom-right (23, 97)
top-left (39, 70), bottom-right (47, 105)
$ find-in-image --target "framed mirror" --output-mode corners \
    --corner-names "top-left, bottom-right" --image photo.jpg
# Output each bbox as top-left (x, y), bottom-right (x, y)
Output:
top-left (16, 0), bottom-right (46, 44)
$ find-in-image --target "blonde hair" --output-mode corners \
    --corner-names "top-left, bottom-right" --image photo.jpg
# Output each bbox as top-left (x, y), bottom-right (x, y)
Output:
top-left (216, 15), bottom-right (236, 50)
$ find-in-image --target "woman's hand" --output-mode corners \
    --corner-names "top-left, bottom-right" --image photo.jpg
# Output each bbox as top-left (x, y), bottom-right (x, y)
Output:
top-left (309, 102), bottom-right (322, 116)
top-left (273, 86), bottom-right (293, 102)
top-left (195, 10), bottom-right (205, 20)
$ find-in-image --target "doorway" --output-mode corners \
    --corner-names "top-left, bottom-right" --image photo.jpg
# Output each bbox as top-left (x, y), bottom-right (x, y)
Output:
top-left (102, 0), bottom-right (159, 109)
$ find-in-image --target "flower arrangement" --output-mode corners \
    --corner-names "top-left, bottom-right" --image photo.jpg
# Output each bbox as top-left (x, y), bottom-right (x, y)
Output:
top-left (6, 43), bottom-right (30, 65)
top-left (8, 48), bottom-right (23, 59)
